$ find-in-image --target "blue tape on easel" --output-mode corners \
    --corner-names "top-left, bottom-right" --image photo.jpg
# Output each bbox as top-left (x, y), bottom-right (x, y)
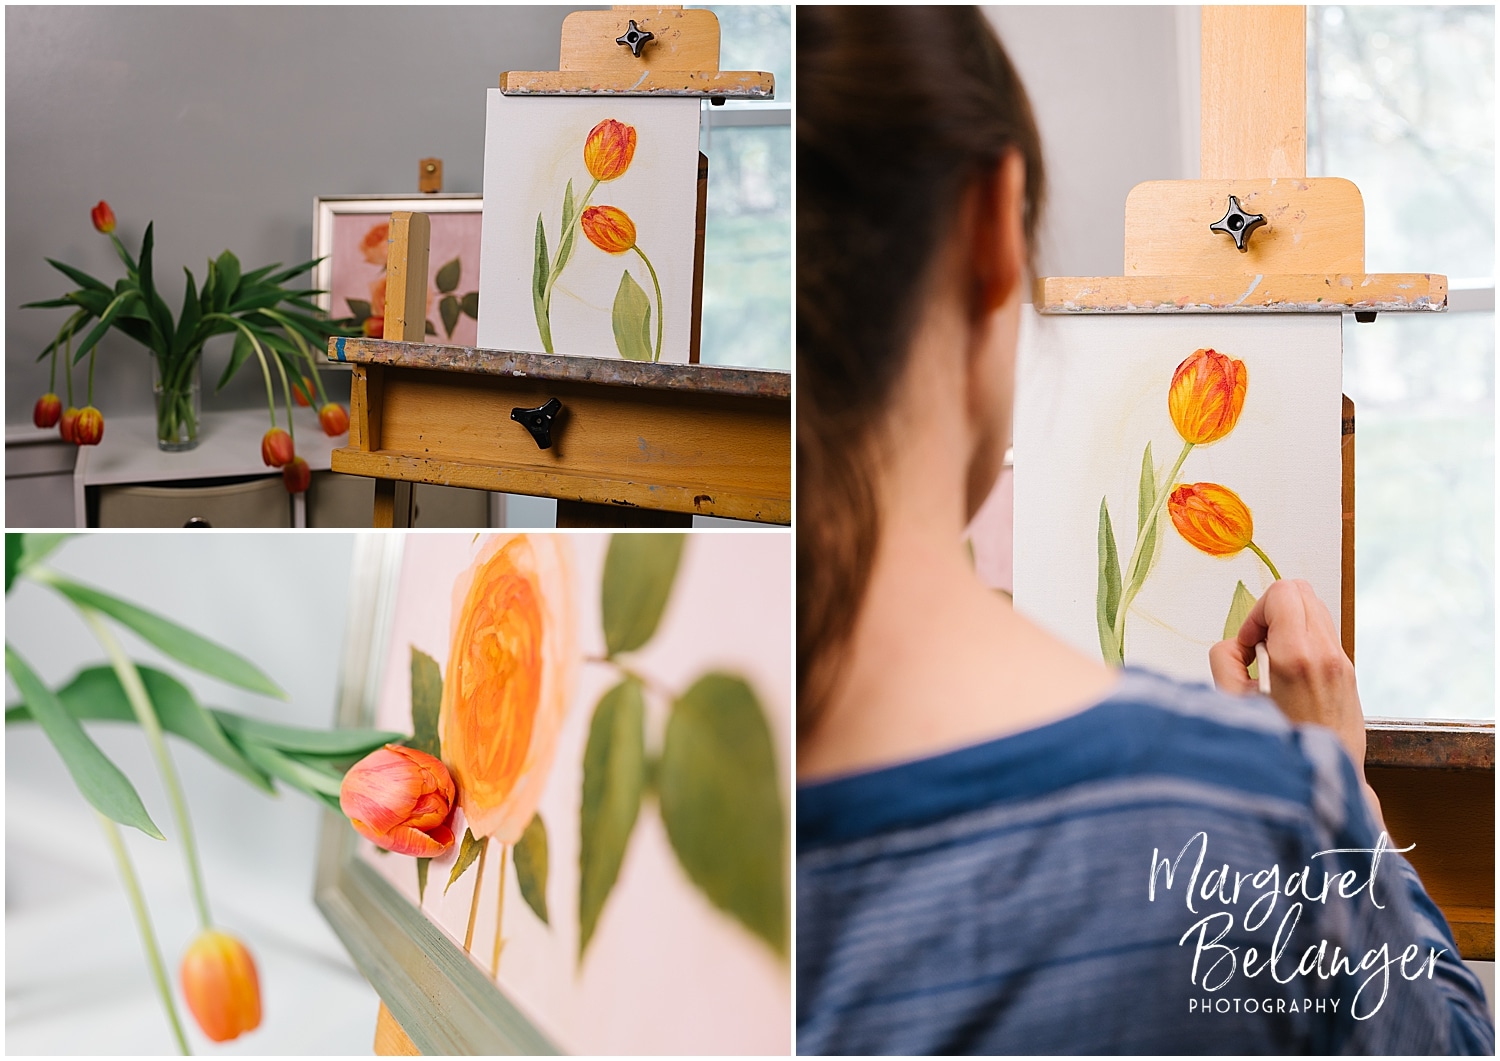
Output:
top-left (335, 337), bottom-right (347, 362)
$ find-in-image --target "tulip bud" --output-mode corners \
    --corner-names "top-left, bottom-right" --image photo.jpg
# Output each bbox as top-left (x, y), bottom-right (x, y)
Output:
top-left (33, 393), bottom-right (62, 429)
top-left (583, 118), bottom-right (637, 183)
top-left (59, 407), bottom-right (81, 443)
top-left (1168, 348), bottom-right (1247, 446)
top-left (581, 205), bottom-right (637, 256)
top-left (1168, 482), bottom-right (1254, 557)
top-left (73, 406), bottom-right (105, 446)
top-left (362, 316), bottom-right (384, 339)
top-left (91, 200), bottom-right (116, 234)
top-left (282, 456), bottom-right (311, 494)
top-left (260, 428), bottom-right (294, 468)
top-left (291, 376), bottom-right (314, 407)
top-left (180, 929), bottom-right (261, 1043)
top-left (318, 403), bottom-right (349, 437)
top-left (340, 744), bottom-right (457, 857)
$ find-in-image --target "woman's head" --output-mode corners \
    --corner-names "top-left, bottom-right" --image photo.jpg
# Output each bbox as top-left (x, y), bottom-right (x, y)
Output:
top-left (798, 7), bottom-right (1045, 727)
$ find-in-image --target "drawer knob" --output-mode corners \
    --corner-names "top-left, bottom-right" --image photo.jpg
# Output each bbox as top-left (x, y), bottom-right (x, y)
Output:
top-left (184, 517), bottom-right (212, 528)
top-left (511, 398), bottom-right (563, 450)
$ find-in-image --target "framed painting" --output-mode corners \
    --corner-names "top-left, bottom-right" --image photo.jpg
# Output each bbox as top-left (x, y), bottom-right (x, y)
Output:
top-left (312, 195), bottom-right (483, 347)
top-left (315, 532), bottom-right (790, 1054)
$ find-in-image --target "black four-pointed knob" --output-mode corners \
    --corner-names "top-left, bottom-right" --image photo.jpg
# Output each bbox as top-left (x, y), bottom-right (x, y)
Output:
top-left (511, 397), bottom-right (563, 450)
top-left (1209, 195), bottom-right (1267, 251)
top-left (616, 19), bottom-right (655, 58)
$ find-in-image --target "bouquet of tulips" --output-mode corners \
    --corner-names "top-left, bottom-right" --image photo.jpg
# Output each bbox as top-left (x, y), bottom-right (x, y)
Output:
top-left (25, 202), bottom-right (357, 492)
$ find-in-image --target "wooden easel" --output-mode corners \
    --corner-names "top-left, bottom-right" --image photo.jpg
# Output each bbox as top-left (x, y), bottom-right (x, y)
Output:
top-left (1037, 5), bottom-right (1490, 960)
top-left (330, 7), bottom-right (785, 531)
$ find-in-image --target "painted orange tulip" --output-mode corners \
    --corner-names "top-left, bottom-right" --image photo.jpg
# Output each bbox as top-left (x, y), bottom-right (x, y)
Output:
top-left (260, 428), bottom-right (294, 468)
top-left (441, 535), bottom-right (576, 844)
top-left (581, 205), bottom-right (637, 255)
top-left (91, 200), bottom-right (116, 234)
top-left (1168, 348), bottom-right (1247, 445)
top-left (1168, 481), bottom-right (1254, 556)
top-left (340, 744), bottom-right (457, 856)
top-left (583, 119), bottom-right (637, 183)
top-left (318, 403), bottom-right (349, 437)
top-left (33, 393), bottom-right (61, 428)
top-left (59, 407), bottom-right (81, 443)
top-left (73, 406), bottom-right (105, 446)
top-left (180, 930), bottom-right (261, 1043)
top-left (281, 455), bottom-right (311, 494)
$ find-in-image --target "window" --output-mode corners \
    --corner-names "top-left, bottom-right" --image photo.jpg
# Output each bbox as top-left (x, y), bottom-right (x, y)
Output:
top-left (1308, 5), bottom-right (1495, 720)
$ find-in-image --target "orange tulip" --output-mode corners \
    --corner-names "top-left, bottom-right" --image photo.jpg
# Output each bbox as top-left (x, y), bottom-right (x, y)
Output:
top-left (33, 393), bottom-right (61, 428)
top-left (583, 118), bottom-right (637, 182)
top-left (318, 403), bottom-right (349, 437)
top-left (441, 535), bottom-right (576, 843)
top-left (260, 428), bottom-right (293, 468)
top-left (91, 201), bottom-right (116, 234)
top-left (1167, 482), bottom-right (1254, 557)
top-left (180, 930), bottom-right (261, 1043)
top-left (362, 316), bottom-right (385, 339)
top-left (339, 744), bottom-right (457, 857)
top-left (281, 455), bottom-right (311, 494)
top-left (59, 407), bottom-right (80, 442)
top-left (291, 376), bottom-right (314, 407)
top-left (581, 205), bottom-right (636, 255)
top-left (1168, 348), bottom-right (1247, 445)
top-left (360, 222), bottom-right (390, 266)
top-left (73, 406), bottom-right (105, 446)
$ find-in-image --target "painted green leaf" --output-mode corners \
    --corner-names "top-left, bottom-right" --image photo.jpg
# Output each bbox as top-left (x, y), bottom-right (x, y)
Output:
top-left (1134, 442), bottom-right (1161, 587)
top-left (611, 270), bottom-right (653, 362)
top-left (435, 257), bottom-right (461, 294)
top-left (459, 291), bottom-right (479, 320)
top-left (514, 813), bottom-right (550, 925)
top-left (417, 857), bottom-right (431, 902)
top-left (1096, 498), bottom-right (1122, 665)
top-left (424, 319), bottom-right (437, 337)
top-left (556, 181), bottom-right (580, 276)
top-left (345, 298), bottom-right (372, 322)
top-left (659, 673), bottom-right (786, 957)
top-left (532, 213), bottom-right (552, 351)
top-left (440, 294), bottom-right (461, 338)
top-left (601, 533), bottom-right (685, 657)
top-left (560, 179), bottom-right (576, 234)
top-left (445, 827), bottom-right (487, 895)
top-left (579, 678), bottom-right (645, 958)
top-left (5, 645), bottom-right (164, 839)
top-left (409, 647), bottom-right (442, 759)
top-left (1223, 580), bottom-right (1260, 681)
top-left (38, 575), bottom-right (285, 698)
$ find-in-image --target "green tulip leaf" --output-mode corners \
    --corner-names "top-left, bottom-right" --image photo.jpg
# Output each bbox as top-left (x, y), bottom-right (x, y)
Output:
top-left (175, 268), bottom-right (202, 360)
top-left (218, 327), bottom-right (257, 392)
top-left (514, 813), bottom-right (550, 925)
top-left (601, 533), bottom-right (685, 657)
top-left (214, 250), bottom-right (241, 312)
top-left (440, 294), bottom-right (461, 339)
top-left (611, 270), bottom-right (653, 362)
top-left (5, 645), bottom-right (164, 839)
top-left (659, 673), bottom-right (786, 957)
top-left (459, 291), bottom-right (479, 320)
top-left (210, 712), bottom-right (401, 758)
top-left (579, 678), bottom-right (645, 959)
top-left (36, 574), bottom-right (286, 698)
top-left (45, 257), bottom-right (111, 293)
top-left (1223, 580), bottom-right (1260, 681)
top-left (435, 257), bottom-right (461, 295)
top-left (409, 647), bottom-right (442, 760)
top-left (445, 827), bottom-right (487, 895)
top-left (238, 740), bottom-right (343, 799)
top-left (5, 536), bottom-right (20, 594)
top-left (1096, 498), bottom-right (1122, 666)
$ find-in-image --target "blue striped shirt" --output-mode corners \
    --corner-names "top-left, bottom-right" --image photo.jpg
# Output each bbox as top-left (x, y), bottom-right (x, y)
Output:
top-left (797, 669), bottom-right (1493, 1054)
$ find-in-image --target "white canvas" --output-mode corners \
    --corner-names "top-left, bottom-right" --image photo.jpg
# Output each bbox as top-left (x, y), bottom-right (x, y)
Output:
top-left (479, 91), bottom-right (700, 363)
top-left (1012, 309), bottom-right (1343, 685)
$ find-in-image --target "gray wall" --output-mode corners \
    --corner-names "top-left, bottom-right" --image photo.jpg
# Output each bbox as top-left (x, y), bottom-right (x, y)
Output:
top-left (6, 6), bottom-right (586, 425)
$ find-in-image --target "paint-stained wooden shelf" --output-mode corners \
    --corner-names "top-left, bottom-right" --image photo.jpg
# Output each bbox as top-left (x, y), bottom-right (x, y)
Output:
top-left (1034, 273), bottom-right (1446, 314)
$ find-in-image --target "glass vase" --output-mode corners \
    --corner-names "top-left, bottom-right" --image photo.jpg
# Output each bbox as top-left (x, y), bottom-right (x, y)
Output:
top-left (153, 357), bottom-right (202, 452)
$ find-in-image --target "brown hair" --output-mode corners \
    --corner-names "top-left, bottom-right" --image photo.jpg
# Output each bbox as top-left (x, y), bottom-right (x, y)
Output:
top-left (797, 7), bottom-right (1045, 731)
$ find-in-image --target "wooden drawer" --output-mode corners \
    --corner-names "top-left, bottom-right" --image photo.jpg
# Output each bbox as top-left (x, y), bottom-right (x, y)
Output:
top-left (307, 470), bottom-right (490, 528)
top-left (95, 476), bottom-right (292, 528)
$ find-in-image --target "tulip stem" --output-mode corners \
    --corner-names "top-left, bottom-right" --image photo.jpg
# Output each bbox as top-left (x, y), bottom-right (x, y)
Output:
top-left (491, 846), bottom-right (508, 978)
top-left (98, 811), bottom-right (193, 1055)
top-left (1248, 541), bottom-right (1282, 581)
top-left (631, 245), bottom-right (664, 363)
top-left (63, 320), bottom-right (76, 405)
top-left (1113, 439), bottom-right (1194, 658)
top-left (540, 177), bottom-right (601, 348)
top-left (463, 838), bottom-right (489, 952)
top-left (213, 317), bottom-right (278, 427)
top-left (79, 607), bottom-right (214, 933)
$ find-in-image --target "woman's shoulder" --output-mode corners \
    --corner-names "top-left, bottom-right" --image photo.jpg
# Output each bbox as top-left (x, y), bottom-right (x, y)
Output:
top-left (797, 666), bottom-right (1357, 855)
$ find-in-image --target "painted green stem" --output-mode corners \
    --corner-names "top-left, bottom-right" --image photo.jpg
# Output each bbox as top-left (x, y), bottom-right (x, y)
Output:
top-left (98, 811), bottom-right (192, 1056)
top-left (539, 177), bottom-right (601, 349)
top-left (1247, 540), bottom-right (1282, 581)
top-left (631, 244), bottom-right (664, 363)
top-left (80, 607), bottom-right (213, 933)
top-left (1113, 439), bottom-right (1194, 655)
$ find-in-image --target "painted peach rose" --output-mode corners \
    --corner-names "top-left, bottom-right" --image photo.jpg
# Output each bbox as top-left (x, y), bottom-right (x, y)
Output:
top-left (441, 535), bottom-right (576, 844)
top-left (360, 222), bottom-right (390, 266)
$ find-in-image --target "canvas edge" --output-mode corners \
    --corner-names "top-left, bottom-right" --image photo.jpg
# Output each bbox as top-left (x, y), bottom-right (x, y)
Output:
top-left (311, 533), bottom-right (559, 1056)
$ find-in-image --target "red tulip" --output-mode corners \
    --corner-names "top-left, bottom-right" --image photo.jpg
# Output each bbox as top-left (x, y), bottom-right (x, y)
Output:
top-left (318, 403), bottom-right (349, 437)
top-left (33, 393), bottom-right (61, 428)
top-left (59, 407), bottom-right (81, 442)
top-left (91, 201), bottom-right (116, 234)
top-left (581, 205), bottom-right (637, 255)
top-left (180, 930), bottom-right (261, 1043)
top-left (291, 376), bottom-right (314, 407)
top-left (73, 406), bottom-right (104, 446)
top-left (362, 316), bottom-right (384, 339)
top-left (1168, 348), bottom-right (1247, 446)
top-left (281, 456), bottom-right (311, 494)
top-left (339, 744), bottom-right (457, 857)
top-left (583, 119), bottom-right (637, 183)
top-left (260, 428), bottom-right (294, 468)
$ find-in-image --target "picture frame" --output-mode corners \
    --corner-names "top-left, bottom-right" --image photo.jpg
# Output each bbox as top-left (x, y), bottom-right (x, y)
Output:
top-left (312, 195), bottom-right (484, 348)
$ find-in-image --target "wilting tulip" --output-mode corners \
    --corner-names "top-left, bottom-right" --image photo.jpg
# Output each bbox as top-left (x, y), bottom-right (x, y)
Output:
top-left (581, 205), bottom-right (637, 255)
top-left (291, 376), bottom-right (314, 407)
top-left (340, 744), bottom-right (457, 857)
top-left (1167, 482), bottom-right (1282, 579)
top-left (33, 393), bottom-right (61, 428)
top-left (318, 403), bottom-right (349, 437)
top-left (1168, 348), bottom-right (1247, 446)
top-left (260, 428), bottom-right (294, 468)
top-left (59, 407), bottom-right (81, 443)
top-left (180, 929), bottom-right (261, 1043)
top-left (281, 456), bottom-right (311, 494)
top-left (73, 406), bottom-right (104, 446)
top-left (91, 200), bottom-right (116, 234)
top-left (583, 119), bottom-right (637, 183)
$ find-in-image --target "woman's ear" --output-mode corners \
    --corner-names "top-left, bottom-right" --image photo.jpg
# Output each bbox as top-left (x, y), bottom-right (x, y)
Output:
top-left (971, 149), bottom-right (1028, 314)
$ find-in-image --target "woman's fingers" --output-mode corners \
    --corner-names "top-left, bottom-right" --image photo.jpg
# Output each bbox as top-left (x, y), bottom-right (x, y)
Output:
top-left (1208, 637), bottom-right (1257, 696)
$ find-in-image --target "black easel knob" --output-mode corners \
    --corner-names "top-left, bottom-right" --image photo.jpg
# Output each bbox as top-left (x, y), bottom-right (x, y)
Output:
top-left (1209, 195), bottom-right (1267, 251)
top-left (616, 19), bottom-right (655, 58)
top-left (512, 398), bottom-right (563, 450)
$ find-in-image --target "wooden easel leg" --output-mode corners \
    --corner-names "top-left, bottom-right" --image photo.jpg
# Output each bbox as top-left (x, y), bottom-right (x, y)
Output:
top-left (556, 500), bottom-right (693, 528)
top-left (372, 480), bottom-right (415, 528)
